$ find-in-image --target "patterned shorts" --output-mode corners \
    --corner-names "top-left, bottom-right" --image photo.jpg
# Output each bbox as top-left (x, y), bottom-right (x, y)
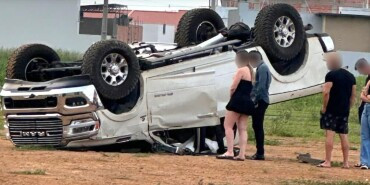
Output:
top-left (320, 113), bottom-right (349, 134)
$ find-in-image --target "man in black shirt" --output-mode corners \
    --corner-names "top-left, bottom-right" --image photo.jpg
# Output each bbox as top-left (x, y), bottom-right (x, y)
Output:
top-left (319, 52), bottom-right (356, 168)
top-left (355, 58), bottom-right (370, 123)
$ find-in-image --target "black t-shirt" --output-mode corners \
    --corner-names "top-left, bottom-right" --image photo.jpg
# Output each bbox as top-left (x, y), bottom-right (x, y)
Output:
top-left (325, 69), bottom-right (356, 116)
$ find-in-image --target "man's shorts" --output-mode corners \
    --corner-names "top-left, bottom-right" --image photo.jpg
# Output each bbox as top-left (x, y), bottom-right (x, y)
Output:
top-left (320, 113), bottom-right (349, 134)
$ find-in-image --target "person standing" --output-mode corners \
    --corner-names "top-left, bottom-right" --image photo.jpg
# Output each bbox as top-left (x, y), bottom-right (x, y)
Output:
top-left (355, 58), bottom-right (370, 123)
top-left (318, 52), bottom-right (356, 168)
top-left (216, 50), bottom-right (255, 161)
top-left (354, 58), bottom-right (370, 169)
top-left (359, 79), bottom-right (370, 169)
top-left (248, 51), bottom-right (271, 160)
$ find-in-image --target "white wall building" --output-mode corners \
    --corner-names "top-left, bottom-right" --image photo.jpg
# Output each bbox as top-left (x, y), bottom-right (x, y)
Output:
top-left (0, 0), bottom-right (101, 52)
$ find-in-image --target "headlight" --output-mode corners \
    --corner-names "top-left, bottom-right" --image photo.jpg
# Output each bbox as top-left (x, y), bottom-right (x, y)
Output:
top-left (65, 118), bottom-right (100, 137)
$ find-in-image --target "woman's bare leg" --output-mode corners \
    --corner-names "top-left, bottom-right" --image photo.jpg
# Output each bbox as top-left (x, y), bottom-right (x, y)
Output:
top-left (223, 110), bottom-right (240, 156)
top-left (236, 115), bottom-right (248, 159)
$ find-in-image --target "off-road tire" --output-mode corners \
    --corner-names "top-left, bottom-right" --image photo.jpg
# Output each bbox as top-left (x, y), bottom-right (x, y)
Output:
top-left (254, 4), bottom-right (305, 61)
top-left (175, 8), bottom-right (225, 47)
top-left (81, 40), bottom-right (140, 100)
top-left (6, 44), bottom-right (60, 81)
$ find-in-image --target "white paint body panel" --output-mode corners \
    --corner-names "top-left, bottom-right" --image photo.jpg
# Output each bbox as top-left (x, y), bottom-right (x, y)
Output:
top-left (67, 37), bottom-right (328, 147)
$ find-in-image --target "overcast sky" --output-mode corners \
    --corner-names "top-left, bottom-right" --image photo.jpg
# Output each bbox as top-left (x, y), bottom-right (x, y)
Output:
top-left (80, 0), bottom-right (211, 11)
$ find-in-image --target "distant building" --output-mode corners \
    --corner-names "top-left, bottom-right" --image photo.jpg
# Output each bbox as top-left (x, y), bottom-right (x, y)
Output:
top-left (83, 10), bottom-right (187, 43)
top-left (0, 0), bottom-right (101, 52)
top-left (235, 1), bottom-right (370, 75)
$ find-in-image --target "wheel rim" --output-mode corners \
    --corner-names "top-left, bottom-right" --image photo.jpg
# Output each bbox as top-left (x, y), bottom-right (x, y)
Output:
top-left (196, 21), bottom-right (217, 43)
top-left (101, 53), bottom-right (128, 86)
top-left (25, 57), bottom-right (49, 81)
top-left (274, 16), bottom-right (295, 48)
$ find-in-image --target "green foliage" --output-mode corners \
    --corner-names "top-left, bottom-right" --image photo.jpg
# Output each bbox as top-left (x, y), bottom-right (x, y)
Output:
top-left (264, 139), bottom-right (281, 146)
top-left (0, 48), bottom-right (13, 85)
top-left (257, 76), bottom-right (366, 144)
top-left (11, 169), bottom-right (46, 175)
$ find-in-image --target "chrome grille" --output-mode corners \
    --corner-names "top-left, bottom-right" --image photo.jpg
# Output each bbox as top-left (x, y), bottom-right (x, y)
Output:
top-left (8, 118), bottom-right (63, 146)
top-left (4, 97), bottom-right (57, 109)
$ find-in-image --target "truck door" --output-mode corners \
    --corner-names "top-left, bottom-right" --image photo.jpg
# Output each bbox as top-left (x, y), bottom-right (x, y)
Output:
top-left (146, 71), bottom-right (218, 130)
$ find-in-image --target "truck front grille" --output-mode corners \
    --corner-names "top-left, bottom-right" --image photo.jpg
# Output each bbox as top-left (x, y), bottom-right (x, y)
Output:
top-left (4, 97), bottom-right (57, 109)
top-left (8, 118), bottom-right (63, 146)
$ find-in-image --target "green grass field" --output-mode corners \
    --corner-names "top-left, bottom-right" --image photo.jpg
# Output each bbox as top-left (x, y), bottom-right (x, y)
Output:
top-left (250, 77), bottom-right (364, 145)
top-left (0, 48), bottom-right (365, 145)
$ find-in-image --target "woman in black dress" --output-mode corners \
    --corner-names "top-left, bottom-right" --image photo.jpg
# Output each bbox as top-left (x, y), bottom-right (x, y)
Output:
top-left (217, 50), bottom-right (254, 161)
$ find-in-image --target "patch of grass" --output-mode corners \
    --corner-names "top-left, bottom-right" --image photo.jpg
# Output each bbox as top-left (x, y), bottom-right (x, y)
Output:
top-left (133, 153), bottom-right (151, 157)
top-left (331, 161), bottom-right (343, 167)
top-left (11, 169), bottom-right (46, 175)
top-left (265, 139), bottom-right (281, 146)
top-left (55, 49), bottom-right (82, 62)
top-left (0, 48), bottom-right (12, 85)
top-left (258, 76), bottom-right (366, 144)
top-left (101, 153), bottom-right (120, 157)
top-left (0, 118), bottom-right (3, 131)
top-left (14, 145), bottom-right (56, 151)
top-left (282, 179), bottom-right (370, 185)
top-left (350, 146), bottom-right (358, 151)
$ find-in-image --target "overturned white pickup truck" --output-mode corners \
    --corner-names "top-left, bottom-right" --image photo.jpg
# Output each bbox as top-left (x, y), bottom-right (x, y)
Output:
top-left (1, 4), bottom-right (334, 153)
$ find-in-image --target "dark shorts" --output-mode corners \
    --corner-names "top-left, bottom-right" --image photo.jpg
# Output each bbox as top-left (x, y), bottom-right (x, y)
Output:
top-left (320, 113), bottom-right (349, 134)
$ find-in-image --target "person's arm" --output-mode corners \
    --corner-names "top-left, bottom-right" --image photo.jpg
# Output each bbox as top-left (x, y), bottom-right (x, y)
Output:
top-left (350, 85), bottom-right (356, 107)
top-left (254, 66), bottom-right (268, 101)
top-left (230, 69), bottom-right (242, 96)
top-left (361, 81), bottom-right (370, 102)
top-left (322, 82), bottom-right (333, 113)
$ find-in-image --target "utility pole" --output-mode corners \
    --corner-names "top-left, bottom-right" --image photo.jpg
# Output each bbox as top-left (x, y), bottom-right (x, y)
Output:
top-left (211, 0), bottom-right (216, 10)
top-left (101, 0), bottom-right (109, 40)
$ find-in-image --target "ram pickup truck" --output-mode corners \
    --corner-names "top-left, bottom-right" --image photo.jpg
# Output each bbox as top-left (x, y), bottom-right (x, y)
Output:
top-left (0, 4), bottom-right (334, 154)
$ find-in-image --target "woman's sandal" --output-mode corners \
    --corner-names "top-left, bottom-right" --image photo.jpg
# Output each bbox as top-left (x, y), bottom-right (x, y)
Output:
top-left (216, 154), bottom-right (234, 160)
top-left (233, 157), bottom-right (245, 161)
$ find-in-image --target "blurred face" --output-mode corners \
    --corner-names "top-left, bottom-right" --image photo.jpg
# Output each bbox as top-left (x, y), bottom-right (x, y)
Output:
top-left (357, 65), bottom-right (368, 75)
top-left (325, 53), bottom-right (341, 71)
top-left (235, 55), bottom-right (249, 68)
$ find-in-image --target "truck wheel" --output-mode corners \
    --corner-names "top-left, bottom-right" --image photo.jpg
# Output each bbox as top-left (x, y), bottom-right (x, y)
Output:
top-left (6, 44), bottom-right (60, 81)
top-left (175, 8), bottom-right (225, 47)
top-left (81, 40), bottom-right (140, 100)
top-left (254, 4), bottom-right (305, 61)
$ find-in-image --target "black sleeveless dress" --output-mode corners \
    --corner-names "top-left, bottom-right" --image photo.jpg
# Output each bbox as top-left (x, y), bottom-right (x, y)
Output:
top-left (226, 80), bottom-right (255, 115)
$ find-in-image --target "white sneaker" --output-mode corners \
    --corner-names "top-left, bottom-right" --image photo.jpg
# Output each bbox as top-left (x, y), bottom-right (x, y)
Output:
top-left (360, 165), bottom-right (369, 170)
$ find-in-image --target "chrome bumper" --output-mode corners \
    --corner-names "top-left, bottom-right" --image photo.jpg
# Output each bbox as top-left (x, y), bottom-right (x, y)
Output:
top-left (0, 76), bottom-right (103, 146)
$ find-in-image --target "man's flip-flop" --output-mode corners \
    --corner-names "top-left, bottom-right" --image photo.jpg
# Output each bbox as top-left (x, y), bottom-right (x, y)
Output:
top-left (317, 163), bottom-right (331, 168)
top-left (216, 154), bottom-right (234, 160)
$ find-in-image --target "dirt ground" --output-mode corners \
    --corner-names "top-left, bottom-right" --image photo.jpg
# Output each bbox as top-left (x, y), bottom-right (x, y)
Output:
top-left (0, 132), bottom-right (369, 185)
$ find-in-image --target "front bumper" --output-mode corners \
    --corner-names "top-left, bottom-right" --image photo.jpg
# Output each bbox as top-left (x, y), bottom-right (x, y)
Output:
top-left (0, 75), bottom-right (103, 146)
